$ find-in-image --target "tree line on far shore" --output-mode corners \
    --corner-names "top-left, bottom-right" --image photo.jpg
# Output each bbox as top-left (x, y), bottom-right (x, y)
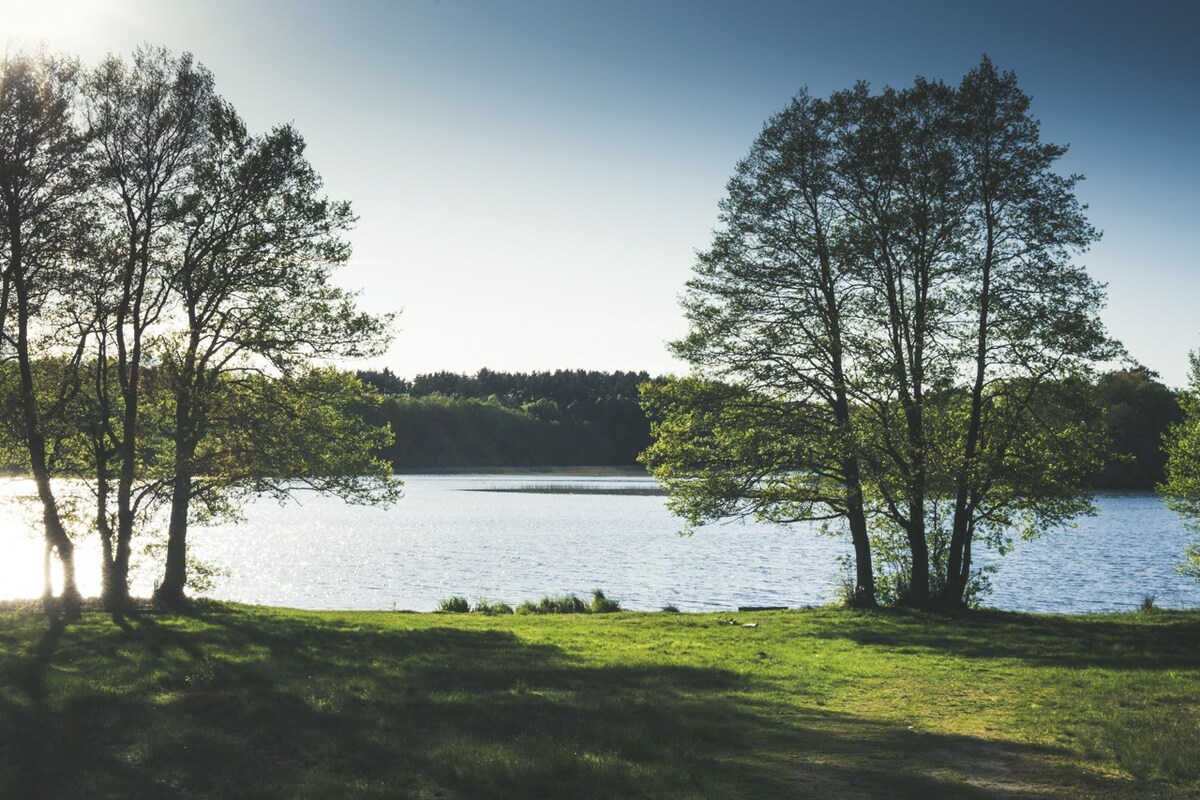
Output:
top-left (356, 368), bottom-right (655, 469)
top-left (355, 365), bottom-right (1183, 490)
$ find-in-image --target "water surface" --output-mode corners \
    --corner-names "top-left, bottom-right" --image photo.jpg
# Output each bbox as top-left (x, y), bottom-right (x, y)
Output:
top-left (1, 475), bottom-right (1197, 613)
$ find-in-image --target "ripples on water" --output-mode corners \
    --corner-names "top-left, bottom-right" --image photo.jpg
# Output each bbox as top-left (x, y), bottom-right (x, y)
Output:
top-left (1, 476), bottom-right (1198, 613)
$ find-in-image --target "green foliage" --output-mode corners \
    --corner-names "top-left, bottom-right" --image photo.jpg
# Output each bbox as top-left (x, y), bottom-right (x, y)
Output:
top-left (376, 395), bottom-right (552, 469)
top-left (515, 594), bottom-right (591, 614)
top-left (437, 596), bottom-right (470, 613)
top-left (1159, 352), bottom-right (1200, 582)
top-left (359, 368), bottom-right (655, 469)
top-left (1183, 544), bottom-right (1200, 581)
top-left (640, 378), bottom-right (844, 531)
top-left (589, 589), bottom-right (620, 613)
top-left (185, 556), bottom-right (228, 595)
top-left (1095, 368), bottom-right (1182, 490)
top-left (646, 56), bottom-right (1115, 608)
top-left (471, 600), bottom-right (514, 615)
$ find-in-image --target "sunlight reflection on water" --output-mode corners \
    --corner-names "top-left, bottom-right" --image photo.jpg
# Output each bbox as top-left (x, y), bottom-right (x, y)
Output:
top-left (1, 475), bottom-right (1198, 613)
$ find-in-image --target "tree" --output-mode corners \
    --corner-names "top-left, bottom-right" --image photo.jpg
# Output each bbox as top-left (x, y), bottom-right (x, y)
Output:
top-left (78, 46), bottom-right (217, 609)
top-left (1160, 353), bottom-right (1200, 580)
top-left (0, 52), bottom-right (90, 619)
top-left (642, 89), bottom-right (878, 606)
top-left (151, 93), bottom-right (394, 606)
top-left (0, 45), bottom-right (398, 613)
top-left (644, 57), bottom-right (1114, 609)
top-left (1095, 367), bottom-right (1182, 490)
top-left (937, 57), bottom-right (1114, 606)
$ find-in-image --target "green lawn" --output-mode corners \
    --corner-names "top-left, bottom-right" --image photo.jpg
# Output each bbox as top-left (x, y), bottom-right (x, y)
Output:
top-left (1, 604), bottom-right (1197, 798)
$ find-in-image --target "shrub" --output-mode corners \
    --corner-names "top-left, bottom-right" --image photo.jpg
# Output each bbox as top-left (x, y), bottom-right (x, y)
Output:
top-left (590, 589), bottom-right (621, 613)
top-left (437, 596), bottom-right (470, 613)
top-left (473, 599), bottom-right (513, 615)
top-left (540, 594), bottom-right (588, 613)
top-left (512, 590), bottom-right (622, 614)
top-left (514, 594), bottom-right (590, 614)
top-left (1140, 593), bottom-right (1157, 612)
top-left (661, 604), bottom-right (680, 613)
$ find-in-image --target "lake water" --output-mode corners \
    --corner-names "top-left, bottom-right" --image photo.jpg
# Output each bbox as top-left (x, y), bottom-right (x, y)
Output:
top-left (1, 474), bottom-right (1198, 613)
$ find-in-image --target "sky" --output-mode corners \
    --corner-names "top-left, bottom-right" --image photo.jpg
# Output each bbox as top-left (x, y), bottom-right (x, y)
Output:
top-left (2, 0), bottom-right (1198, 384)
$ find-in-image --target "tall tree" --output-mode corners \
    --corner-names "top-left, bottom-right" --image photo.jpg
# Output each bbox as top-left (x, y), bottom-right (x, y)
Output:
top-left (646, 57), bottom-right (1114, 609)
top-left (152, 96), bottom-right (394, 606)
top-left (82, 46), bottom-right (216, 608)
top-left (937, 57), bottom-right (1113, 606)
top-left (0, 52), bottom-right (90, 619)
top-left (642, 90), bottom-right (878, 607)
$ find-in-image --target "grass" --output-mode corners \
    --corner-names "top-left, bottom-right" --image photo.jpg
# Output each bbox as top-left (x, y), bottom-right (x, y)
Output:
top-left (0, 604), bottom-right (1197, 798)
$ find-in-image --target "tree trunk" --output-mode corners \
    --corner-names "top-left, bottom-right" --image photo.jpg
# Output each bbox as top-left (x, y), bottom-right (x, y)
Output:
top-left (96, 466), bottom-right (131, 611)
top-left (904, 496), bottom-right (930, 606)
top-left (945, 213), bottom-right (995, 609)
top-left (13, 263), bottom-right (81, 621)
top-left (28, 444), bottom-right (82, 620)
top-left (155, 471), bottom-right (191, 608)
top-left (845, 483), bottom-right (877, 608)
top-left (156, 388), bottom-right (198, 609)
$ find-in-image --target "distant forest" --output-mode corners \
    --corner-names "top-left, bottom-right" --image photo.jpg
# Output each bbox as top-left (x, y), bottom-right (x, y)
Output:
top-left (357, 369), bottom-right (655, 469)
top-left (357, 366), bottom-right (1182, 491)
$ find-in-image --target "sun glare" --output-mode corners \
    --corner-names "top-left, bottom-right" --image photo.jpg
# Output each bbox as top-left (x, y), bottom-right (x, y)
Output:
top-left (0, 0), bottom-right (108, 49)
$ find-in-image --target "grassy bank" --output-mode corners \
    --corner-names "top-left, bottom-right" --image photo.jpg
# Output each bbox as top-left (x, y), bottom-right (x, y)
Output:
top-left (1, 605), bottom-right (1197, 798)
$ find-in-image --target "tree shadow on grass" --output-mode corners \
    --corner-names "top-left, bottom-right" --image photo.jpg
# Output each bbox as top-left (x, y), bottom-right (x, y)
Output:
top-left (0, 608), bottom-right (1149, 799)
top-left (806, 608), bottom-right (1200, 671)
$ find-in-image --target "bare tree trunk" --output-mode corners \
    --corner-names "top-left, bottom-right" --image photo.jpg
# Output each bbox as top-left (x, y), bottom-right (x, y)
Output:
top-left (156, 470), bottom-right (192, 608)
top-left (844, 478), bottom-right (877, 608)
top-left (156, 361), bottom-right (199, 608)
top-left (42, 541), bottom-right (51, 604)
top-left (28, 438), bottom-right (81, 620)
top-left (97, 461), bottom-right (130, 611)
top-left (13, 264), bottom-right (81, 621)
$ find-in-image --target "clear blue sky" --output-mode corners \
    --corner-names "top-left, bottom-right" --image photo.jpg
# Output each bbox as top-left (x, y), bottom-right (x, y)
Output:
top-left (6, 0), bottom-right (1198, 384)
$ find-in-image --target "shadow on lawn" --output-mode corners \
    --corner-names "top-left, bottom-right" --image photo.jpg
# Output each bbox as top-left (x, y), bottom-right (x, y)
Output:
top-left (0, 608), bottom-right (1140, 799)
top-left (807, 608), bottom-right (1200, 670)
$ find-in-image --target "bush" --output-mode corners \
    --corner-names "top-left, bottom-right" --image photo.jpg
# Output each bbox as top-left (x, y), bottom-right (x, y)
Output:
top-left (437, 596), bottom-right (470, 613)
top-left (590, 589), bottom-right (620, 613)
top-left (661, 604), bottom-right (680, 613)
top-left (473, 599), bottom-right (513, 615)
top-left (539, 594), bottom-right (589, 614)
top-left (509, 590), bottom-right (624, 614)
top-left (514, 593), bottom-right (614, 614)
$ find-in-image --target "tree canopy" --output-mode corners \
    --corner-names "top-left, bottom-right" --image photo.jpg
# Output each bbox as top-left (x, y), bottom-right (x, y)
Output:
top-left (643, 56), bottom-right (1116, 608)
top-left (0, 46), bottom-right (397, 615)
top-left (1160, 354), bottom-right (1200, 581)
top-left (359, 369), bottom-right (654, 469)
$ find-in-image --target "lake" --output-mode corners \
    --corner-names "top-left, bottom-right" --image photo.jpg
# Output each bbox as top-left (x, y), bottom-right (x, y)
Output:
top-left (1, 474), bottom-right (1198, 613)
